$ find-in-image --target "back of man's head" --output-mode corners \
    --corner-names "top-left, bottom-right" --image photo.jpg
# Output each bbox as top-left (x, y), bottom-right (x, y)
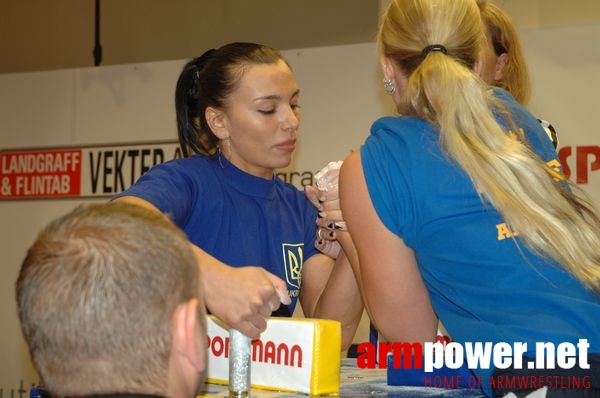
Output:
top-left (16, 202), bottom-right (206, 397)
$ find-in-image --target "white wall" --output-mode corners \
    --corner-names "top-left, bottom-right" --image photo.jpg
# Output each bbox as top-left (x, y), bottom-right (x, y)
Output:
top-left (523, 23), bottom-right (600, 195)
top-left (1, 25), bottom-right (599, 390)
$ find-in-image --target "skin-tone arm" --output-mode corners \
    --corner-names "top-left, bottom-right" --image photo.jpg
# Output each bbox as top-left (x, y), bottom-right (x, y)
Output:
top-left (300, 185), bottom-right (364, 350)
top-left (113, 196), bottom-right (290, 340)
top-left (339, 151), bottom-right (438, 344)
top-left (299, 236), bottom-right (363, 351)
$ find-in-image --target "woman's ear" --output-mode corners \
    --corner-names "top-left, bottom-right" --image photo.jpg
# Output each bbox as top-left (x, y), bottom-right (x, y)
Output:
top-left (494, 53), bottom-right (509, 82)
top-left (380, 56), bottom-right (395, 82)
top-left (205, 107), bottom-right (228, 140)
top-left (473, 57), bottom-right (483, 75)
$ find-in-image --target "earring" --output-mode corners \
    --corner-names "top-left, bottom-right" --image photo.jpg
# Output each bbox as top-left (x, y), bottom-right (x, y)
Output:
top-left (383, 78), bottom-right (396, 95)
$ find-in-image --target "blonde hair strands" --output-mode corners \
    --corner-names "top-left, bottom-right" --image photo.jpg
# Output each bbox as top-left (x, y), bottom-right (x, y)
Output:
top-left (378, 0), bottom-right (600, 291)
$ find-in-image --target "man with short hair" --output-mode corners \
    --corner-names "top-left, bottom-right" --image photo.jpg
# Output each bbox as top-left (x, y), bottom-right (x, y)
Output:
top-left (16, 202), bottom-right (207, 398)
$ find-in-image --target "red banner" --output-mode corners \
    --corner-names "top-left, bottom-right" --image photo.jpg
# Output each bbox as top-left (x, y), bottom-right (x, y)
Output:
top-left (0, 142), bottom-right (181, 200)
top-left (1, 149), bottom-right (82, 199)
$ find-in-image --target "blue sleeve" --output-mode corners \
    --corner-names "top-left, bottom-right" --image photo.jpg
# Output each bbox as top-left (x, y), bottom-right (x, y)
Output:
top-left (360, 118), bottom-right (415, 239)
top-left (112, 160), bottom-right (197, 227)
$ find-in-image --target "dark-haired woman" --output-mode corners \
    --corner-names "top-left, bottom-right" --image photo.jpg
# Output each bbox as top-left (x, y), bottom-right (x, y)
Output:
top-left (114, 42), bottom-right (361, 347)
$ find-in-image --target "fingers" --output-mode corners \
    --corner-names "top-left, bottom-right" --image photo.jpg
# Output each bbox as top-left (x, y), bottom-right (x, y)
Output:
top-left (311, 183), bottom-right (344, 244)
top-left (233, 292), bottom-right (282, 339)
top-left (316, 216), bottom-right (345, 230)
top-left (243, 315), bottom-right (268, 339)
top-left (315, 238), bottom-right (341, 259)
top-left (318, 188), bottom-right (339, 205)
top-left (305, 185), bottom-right (341, 215)
top-left (315, 189), bottom-right (343, 221)
top-left (206, 267), bottom-right (290, 340)
top-left (317, 226), bottom-right (337, 241)
top-left (240, 294), bottom-right (283, 339)
top-left (240, 273), bottom-right (290, 338)
top-left (304, 185), bottom-right (322, 210)
top-left (265, 271), bottom-right (292, 305)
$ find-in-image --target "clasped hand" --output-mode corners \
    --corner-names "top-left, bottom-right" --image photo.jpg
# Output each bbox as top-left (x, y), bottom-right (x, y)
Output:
top-left (305, 161), bottom-right (346, 259)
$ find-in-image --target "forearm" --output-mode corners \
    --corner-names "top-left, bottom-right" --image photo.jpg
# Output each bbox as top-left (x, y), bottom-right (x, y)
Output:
top-left (190, 245), bottom-right (234, 311)
top-left (304, 232), bottom-right (364, 350)
top-left (318, 254), bottom-right (363, 350)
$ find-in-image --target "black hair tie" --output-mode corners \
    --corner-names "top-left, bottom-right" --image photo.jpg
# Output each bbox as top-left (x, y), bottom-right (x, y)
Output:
top-left (421, 44), bottom-right (448, 58)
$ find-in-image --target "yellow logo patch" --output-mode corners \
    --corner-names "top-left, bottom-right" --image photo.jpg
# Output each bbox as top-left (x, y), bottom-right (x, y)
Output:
top-left (282, 243), bottom-right (303, 289)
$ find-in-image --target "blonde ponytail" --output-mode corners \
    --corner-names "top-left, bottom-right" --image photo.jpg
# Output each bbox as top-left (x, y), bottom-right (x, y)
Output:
top-left (379, 0), bottom-right (600, 291)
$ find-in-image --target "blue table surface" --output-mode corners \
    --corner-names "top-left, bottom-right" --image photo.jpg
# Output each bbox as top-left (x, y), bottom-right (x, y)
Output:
top-left (198, 359), bottom-right (488, 397)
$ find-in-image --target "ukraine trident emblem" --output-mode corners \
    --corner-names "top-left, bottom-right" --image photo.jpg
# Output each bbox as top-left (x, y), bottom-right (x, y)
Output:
top-left (282, 243), bottom-right (303, 289)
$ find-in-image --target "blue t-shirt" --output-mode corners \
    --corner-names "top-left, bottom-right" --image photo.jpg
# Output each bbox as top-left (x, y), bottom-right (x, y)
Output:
top-left (360, 89), bottom-right (600, 390)
top-left (114, 155), bottom-right (319, 315)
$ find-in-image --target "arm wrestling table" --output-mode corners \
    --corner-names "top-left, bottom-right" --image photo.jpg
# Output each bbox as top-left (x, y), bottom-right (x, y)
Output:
top-left (197, 358), bottom-right (487, 397)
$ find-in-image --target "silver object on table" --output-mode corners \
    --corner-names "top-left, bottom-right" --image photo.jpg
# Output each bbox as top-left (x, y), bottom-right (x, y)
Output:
top-left (229, 328), bottom-right (251, 397)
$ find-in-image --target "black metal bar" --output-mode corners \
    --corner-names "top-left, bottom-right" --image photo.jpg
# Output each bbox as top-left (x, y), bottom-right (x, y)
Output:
top-left (93, 0), bottom-right (102, 66)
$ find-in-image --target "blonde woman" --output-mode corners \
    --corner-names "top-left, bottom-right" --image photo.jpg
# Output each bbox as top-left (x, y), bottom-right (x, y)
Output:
top-left (340, 0), bottom-right (600, 396)
top-left (478, 0), bottom-right (558, 148)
